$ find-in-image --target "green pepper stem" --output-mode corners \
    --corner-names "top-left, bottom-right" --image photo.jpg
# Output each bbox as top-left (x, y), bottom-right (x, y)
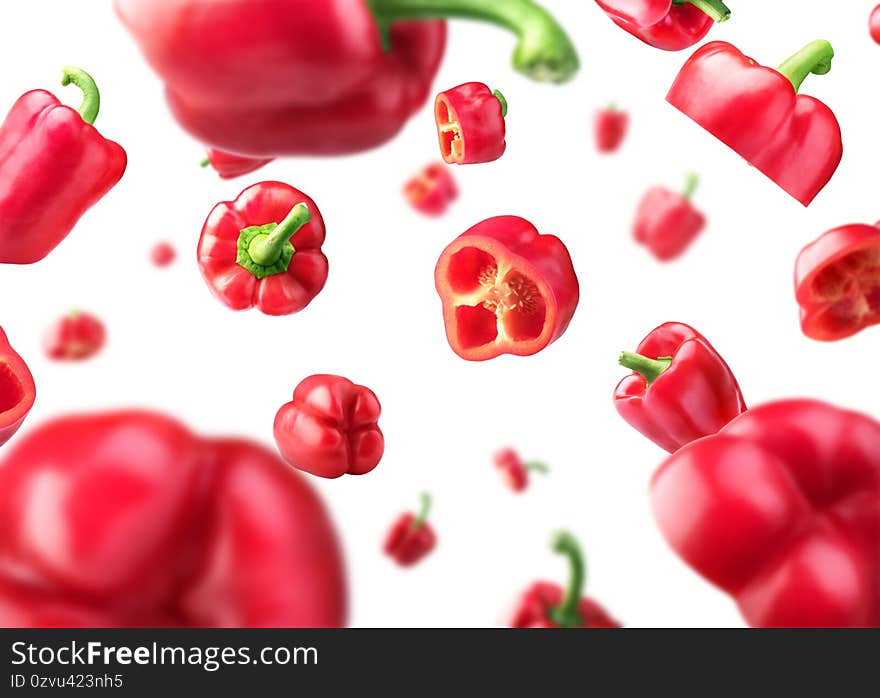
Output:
top-left (246, 203), bottom-right (311, 267)
top-left (672, 0), bottom-right (731, 23)
top-left (492, 89), bottom-right (509, 118)
top-left (524, 461), bottom-right (549, 474)
top-left (777, 40), bottom-right (835, 93)
top-left (367, 0), bottom-right (578, 83)
top-left (61, 66), bottom-right (101, 125)
top-left (619, 352), bottom-right (673, 386)
top-left (682, 172), bottom-right (699, 200)
top-left (412, 492), bottom-right (432, 529)
top-left (200, 156), bottom-right (211, 168)
top-left (548, 531), bottom-right (586, 628)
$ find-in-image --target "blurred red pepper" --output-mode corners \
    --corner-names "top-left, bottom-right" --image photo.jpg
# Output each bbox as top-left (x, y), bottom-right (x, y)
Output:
top-left (795, 223), bottom-right (880, 342)
top-left (404, 163), bottom-right (458, 216)
top-left (0, 411), bottom-right (346, 627)
top-left (274, 375), bottom-right (384, 479)
top-left (150, 241), bottom-right (176, 267)
top-left (871, 6), bottom-right (880, 45)
top-left (494, 448), bottom-right (549, 493)
top-left (595, 0), bottom-right (730, 51)
top-left (44, 310), bottom-right (106, 362)
top-left (633, 173), bottom-right (706, 261)
top-left (435, 83), bottom-right (507, 164)
top-left (0, 328), bottom-right (35, 448)
top-left (116, 0), bottom-right (577, 157)
top-left (435, 216), bottom-right (579, 361)
top-left (509, 532), bottom-right (619, 628)
top-left (667, 41), bottom-right (842, 206)
top-left (652, 400), bottom-right (880, 628)
top-left (594, 103), bottom-right (629, 153)
top-left (0, 67), bottom-right (126, 264)
top-left (615, 322), bottom-right (746, 453)
top-left (383, 493), bottom-right (437, 567)
top-left (197, 182), bottom-right (328, 316)
top-left (201, 149), bottom-right (274, 180)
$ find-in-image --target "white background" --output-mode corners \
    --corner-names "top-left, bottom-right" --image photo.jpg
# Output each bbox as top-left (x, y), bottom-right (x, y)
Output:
top-left (1, 1), bottom-right (878, 628)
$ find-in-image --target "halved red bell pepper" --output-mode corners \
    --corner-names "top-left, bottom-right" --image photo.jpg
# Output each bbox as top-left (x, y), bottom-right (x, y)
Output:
top-left (435, 83), bottom-right (507, 164)
top-left (383, 493), bottom-right (437, 567)
top-left (667, 40), bottom-right (842, 206)
top-left (434, 216), bottom-right (579, 361)
top-left (794, 223), bottom-right (880, 342)
top-left (596, 0), bottom-right (730, 51)
top-left (633, 173), bottom-right (706, 261)
top-left (201, 149), bottom-right (273, 180)
top-left (404, 163), bottom-right (458, 216)
top-left (0, 328), bottom-right (35, 448)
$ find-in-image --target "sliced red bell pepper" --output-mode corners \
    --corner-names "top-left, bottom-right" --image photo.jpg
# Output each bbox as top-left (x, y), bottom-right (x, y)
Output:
top-left (0, 328), bottom-right (35, 448)
top-left (434, 216), bottom-right (579, 361)
top-left (493, 448), bottom-right (549, 493)
top-left (43, 310), bottom-right (106, 362)
top-left (667, 40), bottom-right (842, 206)
top-left (594, 103), bottom-right (629, 153)
top-left (633, 173), bottom-right (706, 261)
top-left (201, 149), bottom-right (273, 180)
top-left (615, 322), bottom-right (746, 453)
top-left (0, 67), bottom-right (126, 264)
top-left (435, 83), bottom-right (507, 164)
top-left (383, 493), bottom-right (437, 567)
top-left (652, 399), bottom-right (880, 627)
top-left (403, 163), bottom-right (458, 216)
top-left (795, 223), bottom-right (880, 342)
top-left (596, 0), bottom-right (731, 51)
top-left (197, 182), bottom-right (328, 316)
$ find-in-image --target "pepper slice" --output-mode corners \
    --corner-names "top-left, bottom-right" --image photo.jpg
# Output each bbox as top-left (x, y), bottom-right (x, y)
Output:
top-left (434, 216), bottom-right (579, 361)
top-left (435, 82), bottom-right (507, 164)
top-left (0, 328), bottom-right (35, 448)
top-left (201, 149), bottom-right (273, 180)
top-left (596, 0), bottom-right (731, 51)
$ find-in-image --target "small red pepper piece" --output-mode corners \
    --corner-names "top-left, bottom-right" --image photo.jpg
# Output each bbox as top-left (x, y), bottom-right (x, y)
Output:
top-left (595, 0), bottom-right (731, 51)
top-left (150, 241), bottom-right (176, 267)
top-left (201, 149), bottom-right (274, 180)
top-left (43, 310), bottom-right (107, 362)
top-left (667, 40), bottom-right (842, 206)
top-left (633, 173), bottom-right (706, 261)
top-left (509, 532), bottom-right (620, 628)
top-left (435, 82), bottom-right (507, 165)
top-left (0, 328), bottom-right (35, 448)
top-left (0, 67), bottom-right (126, 264)
top-left (493, 448), bottom-right (549, 493)
top-left (794, 223), bottom-right (880, 342)
top-left (594, 103), bottom-right (629, 153)
top-left (383, 493), bottom-right (437, 567)
top-left (614, 322), bottom-right (746, 453)
top-left (197, 182), bottom-right (328, 316)
top-left (403, 163), bottom-right (458, 216)
top-left (274, 374), bottom-right (384, 479)
top-left (434, 216), bottom-right (579, 361)
top-left (871, 6), bottom-right (880, 45)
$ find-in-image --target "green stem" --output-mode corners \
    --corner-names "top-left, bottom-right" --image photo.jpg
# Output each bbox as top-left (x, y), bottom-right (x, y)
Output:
top-left (367, 0), bottom-right (578, 83)
top-left (247, 204), bottom-right (311, 266)
top-left (619, 352), bottom-right (673, 386)
top-left (200, 156), bottom-right (211, 168)
top-left (412, 492), bottom-right (432, 529)
top-left (672, 0), bottom-right (731, 23)
top-left (524, 461), bottom-right (549, 474)
top-left (776, 40), bottom-right (835, 93)
top-left (61, 66), bottom-right (100, 125)
top-left (682, 172), bottom-right (699, 200)
top-left (492, 89), bottom-right (508, 118)
top-left (548, 531), bottom-right (586, 628)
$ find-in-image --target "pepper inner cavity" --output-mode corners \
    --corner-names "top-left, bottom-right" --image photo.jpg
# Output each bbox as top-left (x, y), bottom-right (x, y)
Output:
top-left (0, 363), bottom-right (24, 414)
top-left (436, 99), bottom-right (463, 160)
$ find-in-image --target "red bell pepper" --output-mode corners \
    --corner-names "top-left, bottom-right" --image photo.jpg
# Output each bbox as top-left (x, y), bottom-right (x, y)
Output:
top-left (201, 149), bottom-right (273, 180)
top-left (116, 0), bottom-right (578, 157)
top-left (493, 448), bottom-right (549, 493)
top-left (274, 375), bottom-right (384, 479)
top-left (595, 103), bottom-right (629, 153)
top-left (633, 173), bottom-right (706, 261)
top-left (0, 328), bottom-right (35, 448)
top-left (794, 223), bottom-right (880, 342)
top-left (150, 241), bottom-right (176, 268)
top-left (435, 83), bottom-right (507, 165)
top-left (0, 411), bottom-right (346, 627)
top-left (404, 163), bottom-right (458, 216)
top-left (197, 182), bottom-right (329, 316)
top-left (0, 67), bottom-right (126, 265)
top-left (667, 40), bottom-right (843, 206)
top-left (595, 0), bottom-right (730, 51)
top-left (652, 399), bottom-right (880, 628)
top-left (509, 532), bottom-right (619, 628)
top-left (383, 493), bottom-right (437, 567)
top-left (43, 310), bottom-right (106, 362)
top-left (434, 216), bottom-right (579, 361)
top-left (871, 6), bottom-right (880, 45)
top-left (615, 322), bottom-right (746, 453)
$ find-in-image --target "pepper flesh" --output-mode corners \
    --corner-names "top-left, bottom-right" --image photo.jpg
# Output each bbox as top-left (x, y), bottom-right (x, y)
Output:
top-left (0, 328), bottom-right (35, 448)
top-left (202, 149), bottom-right (274, 180)
top-left (633, 173), bottom-right (706, 261)
top-left (595, 0), bottom-right (731, 51)
top-left (404, 163), bottom-right (458, 216)
top-left (435, 82), bottom-right (507, 164)
top-left (871, 5), bottom-right (880, 45)
top-left (43, 310), bottom-right (106, 362)
top-left (383, 493), bottom-right (437, 566)
top-left (595, 104), bottom-right (629, 153)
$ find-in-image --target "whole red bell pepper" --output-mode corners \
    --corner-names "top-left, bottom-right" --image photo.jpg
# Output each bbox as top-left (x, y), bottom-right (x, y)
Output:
top-left (794, 223), bottom-right (880, 342)
top-left (0, 411), bottom-right (346, 627)
top-left (435, 83), bottom-right (507, 165)
top-left (201, 149), bottom-right (274, 180)
top-left (633, 173), bottom-right (706, 261)
top-left (667, 40), bottom-right (843, 206)
top-left (652, 399), bottom-right (880, 628)
top-left (493, 448), bottom-right (549, 493)
top-left (274, 375), bottom-right (385, 479)
top-left (197, 182), bottom-right (329, 316)
top-left (43, 310), bottom-right (107, 362)
top-left (509, 532), bottom-right (620, 628)
top-left (871, 6), bottom-right (880, 45)
top-left (434, 216), bottom-right (579, 361)
top-left (404, 163), bottom-right (459, 216)
top-left (595, 103), bottom-right (629, 153)
top-left (595, 0), bottom-right (730, 51)
top-left (0, 328), bottom-right (35, 448)
top-left (615, 322), bottom-right (746, 453)
top-left (383, 493), bottom-right (437, 567)
top-left (116, 0), bottom-right (578, 157)
top-left (0, 67), bottom-right (126, 264)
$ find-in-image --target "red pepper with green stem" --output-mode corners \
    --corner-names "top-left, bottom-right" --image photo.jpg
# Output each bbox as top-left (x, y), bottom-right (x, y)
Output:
top-left (633, 173), bottom-right (706, 261)
top-left (596, 0), bottom-right (731, 51)
top-left (201, 149), bottom-right (274, 180)
top-left (0, 329), bottom-right (35, 448)
top-left (435, 83), bottom-right (507, 164)
top-left (494, 448), bottom-right (549, 493)
top-left (383, 493), bottom-right (437, 567)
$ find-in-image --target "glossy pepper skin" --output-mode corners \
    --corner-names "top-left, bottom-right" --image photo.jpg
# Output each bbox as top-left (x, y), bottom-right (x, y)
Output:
top-left (150, 242), bottom-right (176, 267)
top-left (509, 532), bottom-right (620, 628)
top-left (0, 329), bottom-right (35, 448)
top-left (435, 216), bottom-right (579, 361)
top-left (202, 149), bottom-right (274, 180)
top-left (794, 223), bottom-right (880, 342)
top-left (615, 322), bottom-right (746, 453)
top-left (274, 375), bottom-right (384, 479)
top-left (44, 310), bottom-right (106, 362)
top-left (595, 104), bottom-right (629, 153)
top-left (667, 41), bottom-right (842, 206)
top-left (404, 163), bottom-right (458, 216)
top-left (652, 400), bottom-right (880, 628)
top-left (116, 0), bottom-right (578, 158)
top-left (197, 182), bottom-right (328, 316)
top-left (634, 173), bottom-right (706, 261)
top-left (493, 448), bottom-right (549, 493)
top-left (435, 83), bottom-right (507, 164)
top-left (0, 411), bottom-right (346, 628)
top-left (0, 67), bottom-right (126, 264)
top-left (596, 0), bottom-right (731, 51)
top-left (383, 493), bottom-right (437, 566)
top-left (871, 6), bottom-right (880, 45)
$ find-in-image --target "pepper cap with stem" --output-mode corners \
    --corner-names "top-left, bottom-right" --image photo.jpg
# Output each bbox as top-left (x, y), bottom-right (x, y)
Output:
top-left (547, 531), bottom-right (587, 628)
top-left (682, 172), bottom-right (700, 200)
top-left (619, 352), bottom-right (673, 386)
top-left (236, 203), bottom-right (311, 279)
top-left (61, 66), bottom-right (101, 125)
top-left (777, 40), bottom-right (835, 93)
